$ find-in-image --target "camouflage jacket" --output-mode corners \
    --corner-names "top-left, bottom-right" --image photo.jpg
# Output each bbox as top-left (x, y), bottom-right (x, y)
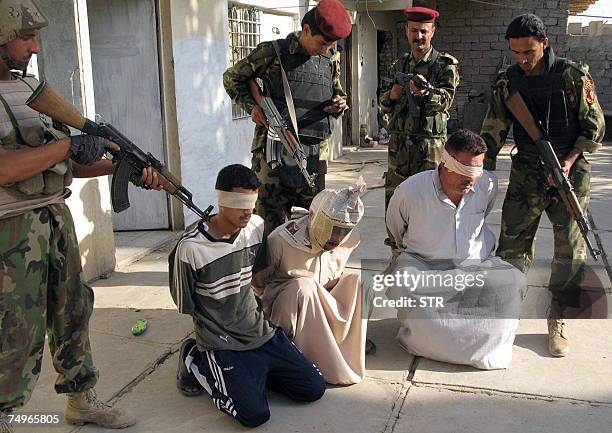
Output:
top-left (223, 32), bottom-right (345, 151)
top-left (379, 47), bottom-right (459, 138)
top-left (481, 49), bottom-right (605, 170)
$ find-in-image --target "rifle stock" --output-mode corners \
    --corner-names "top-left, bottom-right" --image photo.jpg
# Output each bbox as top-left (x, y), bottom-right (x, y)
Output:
top-left (504, 91), bottom-right (601, 260)
top-left (26, 81), bottom-right (213, 221)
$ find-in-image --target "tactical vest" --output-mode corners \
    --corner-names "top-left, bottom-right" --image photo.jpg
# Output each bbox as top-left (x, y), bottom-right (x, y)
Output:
top-left (0, 74), bottom-right (72, 200)
top-left (506, 58), bottom-right (579, 158)
top-left (268, 37), bottom-right (334, 142)
top-left (390, 48), bottom-right (449, 138)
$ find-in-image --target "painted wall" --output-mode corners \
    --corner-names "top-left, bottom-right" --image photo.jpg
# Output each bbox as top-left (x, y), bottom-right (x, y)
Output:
top-left (170, 0), bottom-right (247, 226)
top-left (351, 11), bottom-right (381, 143)
top-left (260, 12), bottom-right (297, 44)
top-left (37, 0), bottom-right (115, 281)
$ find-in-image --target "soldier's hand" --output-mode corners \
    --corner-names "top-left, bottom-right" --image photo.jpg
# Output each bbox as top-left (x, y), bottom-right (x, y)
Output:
top-left (559, 160), bottom-right (571, 180)
top-left (409, 74), bottom-right (428, 96)
top-left (547, 159), bottom-right (574, 187)
top-left (323, 96), bottom-right (347, 114)
top-left (141, 167), bottom-right (164, 191)
top-left (105, 140), bottom-right (120, 153)
top-left (560, 150), bottom-right (581, 179)
top-left (70, 135), bottom-right (112, 165)
top-left (251, 105), bottom-right (268, 128)
top-left (389, 84), bottom-right (404, 101)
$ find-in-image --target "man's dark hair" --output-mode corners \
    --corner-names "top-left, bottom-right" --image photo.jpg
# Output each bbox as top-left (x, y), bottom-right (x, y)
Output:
top-left (505, 14), bottom-right (547, 41)
top-left (301, 7), bottom-right (330, 41)
top-left (215, 164), bottom-right (260, 191)
top-left (445, 129), bottom-right (487, 156)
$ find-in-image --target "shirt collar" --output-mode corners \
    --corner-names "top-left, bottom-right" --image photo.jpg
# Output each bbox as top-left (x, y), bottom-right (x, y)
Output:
top-left (410, 46), bottom-right (434, 65)
top-left (432, 166), bottom-right (476, 202)
top-left (289, 31), bottom-right (304, 55)
top-left (543, 46), bottom-right (555, 72)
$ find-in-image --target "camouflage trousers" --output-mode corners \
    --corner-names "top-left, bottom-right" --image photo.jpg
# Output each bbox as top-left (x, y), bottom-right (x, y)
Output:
top-left (0, 204), bottom-right (98, 412)
top-left (252, 144), bottom-right (326, 237)
top-left (384, 133), bottom-right (445, 248)
top-left (497, 155), bottom-right (591, 314)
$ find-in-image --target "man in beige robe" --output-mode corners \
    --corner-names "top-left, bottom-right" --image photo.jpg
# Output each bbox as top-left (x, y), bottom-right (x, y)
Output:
top-left (254, 181), bottom-right (368, 385)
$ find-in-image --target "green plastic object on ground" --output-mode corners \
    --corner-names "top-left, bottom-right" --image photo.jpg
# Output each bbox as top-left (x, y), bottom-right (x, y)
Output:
top-left (131, 319), bottom-right (148, 336)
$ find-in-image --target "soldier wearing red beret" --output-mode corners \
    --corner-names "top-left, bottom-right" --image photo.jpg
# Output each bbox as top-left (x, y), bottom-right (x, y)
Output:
top-left (380, 6), bottom-right (460, 249)
top-left (223, 0), bottom-right (352, 239)
top-left (314, 0), bottom-right (353, 41)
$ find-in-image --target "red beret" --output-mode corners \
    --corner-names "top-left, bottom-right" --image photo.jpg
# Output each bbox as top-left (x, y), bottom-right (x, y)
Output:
top-left (315, 0), bottom-right (352, 41)
top-left (404, 6), bottom-right (439, 23)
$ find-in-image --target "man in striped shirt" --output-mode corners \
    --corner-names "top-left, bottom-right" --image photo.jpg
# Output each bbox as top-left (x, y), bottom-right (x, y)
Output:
top-left (169, 164), bottom-right (325, 428)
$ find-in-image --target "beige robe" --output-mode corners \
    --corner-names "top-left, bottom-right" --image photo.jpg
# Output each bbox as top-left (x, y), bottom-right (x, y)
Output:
top-left (254, 220), bottom-right (366, 385)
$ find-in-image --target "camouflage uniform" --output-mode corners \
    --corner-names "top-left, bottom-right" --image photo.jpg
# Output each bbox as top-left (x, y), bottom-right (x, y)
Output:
top-left (223, 32), bottom-right (346, 235)
top-left (0, 205), bottom-right (99, 412)
top-left (0, 0), bottom-right (98, 415)
top-left (379, 47), bottom-right (459, 247)
top-left (481, 48), bottom-right (605, 315)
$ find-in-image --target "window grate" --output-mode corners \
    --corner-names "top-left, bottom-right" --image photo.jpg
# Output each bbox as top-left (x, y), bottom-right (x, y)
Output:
top-left (229, 5), bottom-right (261, 119)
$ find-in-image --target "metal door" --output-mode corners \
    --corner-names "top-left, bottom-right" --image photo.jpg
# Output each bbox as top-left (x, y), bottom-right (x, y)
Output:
top-left (87, 0), bottom-right (169, 230)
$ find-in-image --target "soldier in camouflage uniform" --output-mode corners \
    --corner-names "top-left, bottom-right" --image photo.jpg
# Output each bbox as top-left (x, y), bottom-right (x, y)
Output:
top-left (223, 0), bottom-right (351, 236)
top-left (480, 14), bottom-right (605, 358)
top-left (0, 1), bottom-right (161, 430)
top-left (379, 7), bottom-right (460, 249)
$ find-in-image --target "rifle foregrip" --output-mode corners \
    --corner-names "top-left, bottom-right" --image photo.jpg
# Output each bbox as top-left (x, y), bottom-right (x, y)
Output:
top-left (111, 158), bottom-right (136, 213)
top-left (159, 176), bottom-right (178, 194)
top-left (159, 166), bottom-right (181, 186)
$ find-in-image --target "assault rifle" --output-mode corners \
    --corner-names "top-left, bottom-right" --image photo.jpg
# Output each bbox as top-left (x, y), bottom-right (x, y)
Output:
top-left (504, 90), bottom-right (601, 261)
top-left (382, 72), bottom-right (444, 96)
top-left (248, 80), bottom-right (316, 189)
top-left (26, 81), bottom-right (213, 221)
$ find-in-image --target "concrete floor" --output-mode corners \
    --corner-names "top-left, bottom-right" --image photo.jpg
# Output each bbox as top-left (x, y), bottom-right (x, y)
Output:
top-left (19, 142), bottom-right (612, 433)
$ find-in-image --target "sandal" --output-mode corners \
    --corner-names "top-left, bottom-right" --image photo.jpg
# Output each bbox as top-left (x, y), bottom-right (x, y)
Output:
top-left (176, 339), bottom-right (204, 396)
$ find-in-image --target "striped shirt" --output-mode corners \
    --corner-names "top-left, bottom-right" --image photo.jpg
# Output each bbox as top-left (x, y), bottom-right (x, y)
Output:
top-left (169, 214), bottom-right (275, 351)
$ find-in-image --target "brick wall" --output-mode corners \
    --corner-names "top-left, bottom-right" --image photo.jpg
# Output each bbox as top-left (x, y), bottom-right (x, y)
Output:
top-left (378, 30), bottom-right (395, 90)
top-left (565, 35), bottom-right (612, 113)
top-left (433, 0), bottom-right (571, 124)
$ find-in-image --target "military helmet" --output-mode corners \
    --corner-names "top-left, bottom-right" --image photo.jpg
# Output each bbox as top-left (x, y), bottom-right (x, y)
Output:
top-left (0, 0), bottom-right (48, 46)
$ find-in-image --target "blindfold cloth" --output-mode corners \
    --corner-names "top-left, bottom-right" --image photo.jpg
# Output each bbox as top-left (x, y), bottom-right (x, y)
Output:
top-left (216, 190), bottom-right (258, 209)
top-left (440, 148), bottom-right (484, 178)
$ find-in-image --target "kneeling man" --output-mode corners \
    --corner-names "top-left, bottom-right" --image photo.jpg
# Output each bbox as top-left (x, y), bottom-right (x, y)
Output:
top-left (254, 181), bottom-right (368, 385)
top-left (385, 130), bottom-right (525, 369)
top-left (169, 164), bottom-right (325, 428)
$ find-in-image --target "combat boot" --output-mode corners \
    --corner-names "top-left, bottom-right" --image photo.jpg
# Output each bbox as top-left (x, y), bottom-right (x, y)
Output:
top-left (65, 388), bottom-right (136, 429)
top-left (547, 318), bottom-right (570, 357)
top-left (0, 412), bottom-right (14, 433)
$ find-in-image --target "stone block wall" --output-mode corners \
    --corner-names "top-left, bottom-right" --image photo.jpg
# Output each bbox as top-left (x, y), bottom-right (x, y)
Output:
top-left (565, 35), bottom-right (612, 113)
top-left (433, 0), bottom-right (571, 125)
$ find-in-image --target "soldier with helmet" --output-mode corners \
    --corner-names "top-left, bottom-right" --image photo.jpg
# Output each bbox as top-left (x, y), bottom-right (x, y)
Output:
top-left (380, 6), bottom-right (460, 250)
top-left (0, 1), bottom-right (159, 430)
top-left (481, 14), bottom-right (605, 357)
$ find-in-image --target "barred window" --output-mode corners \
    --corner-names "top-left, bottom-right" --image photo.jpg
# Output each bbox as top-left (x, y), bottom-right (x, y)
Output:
top-left (229, 5), bottom-right (261, 119)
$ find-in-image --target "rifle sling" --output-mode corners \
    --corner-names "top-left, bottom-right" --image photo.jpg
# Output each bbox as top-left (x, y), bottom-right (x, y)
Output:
top-left (271, 40), bottom-right (300, 140)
